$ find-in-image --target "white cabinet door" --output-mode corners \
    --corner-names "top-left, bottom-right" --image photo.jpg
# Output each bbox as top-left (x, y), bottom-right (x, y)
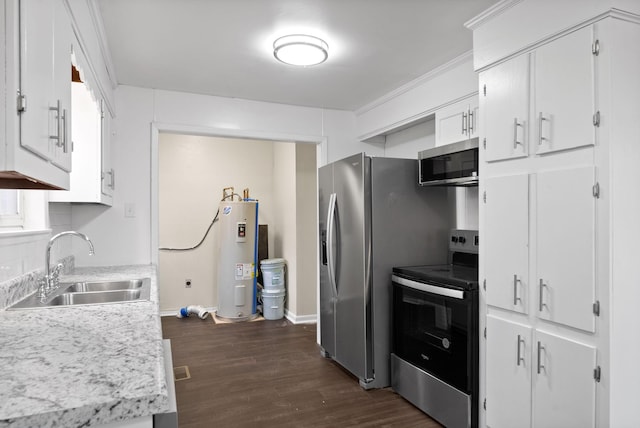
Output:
top-left (533, 330), bottom-right (596, 428)
top-left (481, 54), bottom-right (529, 162)
top-left (486, 315), bottom-right (532, 428)
top-left (19, 0), bottom-right (54, 161)
top-left (535, 25), bottom-right (595, 155)
top-left (485, 174), bottom-right (529, 314)
top-left (50, 0), bottom-right (72, 172)
top-left (435, 95), bottom-right (478, 147)
top-left (19, 0), bottom-right (72, 171)
top-left (536, 166), bottom-right (596, 332)
top-left (436, 99), bottom-right (468, 147)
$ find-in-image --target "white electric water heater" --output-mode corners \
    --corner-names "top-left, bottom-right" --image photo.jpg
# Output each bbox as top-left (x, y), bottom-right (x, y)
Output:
top-left (215, 200), bottom-right (259, 321)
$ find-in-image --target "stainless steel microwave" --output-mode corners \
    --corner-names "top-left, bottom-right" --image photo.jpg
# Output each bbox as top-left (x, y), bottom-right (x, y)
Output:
top-left (418, 139), bottom-right (479, 187)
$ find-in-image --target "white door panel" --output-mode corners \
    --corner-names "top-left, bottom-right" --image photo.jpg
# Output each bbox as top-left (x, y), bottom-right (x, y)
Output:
top-left (533, 330), bottom-right (596, 428)
top-left (486, 316), bottom-right (532, 428)
top-left (536, 166), bottom-right (596, 332)
top-left (482, 54), bottom-right (529, 162)
top-left (535, 26), bottom-right (595, 155)
top-left (485, 174), bottom-right (529, 314)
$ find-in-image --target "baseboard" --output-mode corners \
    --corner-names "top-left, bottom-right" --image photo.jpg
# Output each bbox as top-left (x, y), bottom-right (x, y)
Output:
top-left (285, 309), bottom-right (317, 324)
top-left (160, 307), bottom-right (317, 325)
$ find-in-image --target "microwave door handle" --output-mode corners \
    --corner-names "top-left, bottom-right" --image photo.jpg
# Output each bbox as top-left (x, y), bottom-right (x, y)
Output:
top-left (326, 193), bottom-right (338, 297)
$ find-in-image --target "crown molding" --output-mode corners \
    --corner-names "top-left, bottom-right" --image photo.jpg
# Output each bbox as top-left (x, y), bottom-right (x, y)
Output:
top-left (355, 50), bottom-right (473, 116)
top-left (86, 0), bottom-right (118, 91)
top-left (464, 0), bottom-right (525, 30)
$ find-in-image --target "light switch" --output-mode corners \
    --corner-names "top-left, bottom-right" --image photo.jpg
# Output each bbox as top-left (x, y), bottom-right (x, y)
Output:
top-left (124, 203), bottom-right (136, 218)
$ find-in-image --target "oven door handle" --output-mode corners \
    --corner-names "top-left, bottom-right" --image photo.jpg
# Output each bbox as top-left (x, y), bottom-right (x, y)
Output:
top-left (392, 275), bottom-right (465, 300)
top-left (326, 193), bottom-right (338, 297)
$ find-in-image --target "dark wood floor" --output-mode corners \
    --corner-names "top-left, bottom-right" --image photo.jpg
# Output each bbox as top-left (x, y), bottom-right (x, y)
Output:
top-left (161, 316), bottom-right (442, 427)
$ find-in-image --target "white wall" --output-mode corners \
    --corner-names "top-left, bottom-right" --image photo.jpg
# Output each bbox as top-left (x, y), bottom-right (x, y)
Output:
top-left (272, 143), bottom-right (297, 314)
top-left (69, 86), bottom-right (366, 269)
top-left (383, 119), bottom-right (436, 159)
top-left (295, 144), bottom-right (318, 317)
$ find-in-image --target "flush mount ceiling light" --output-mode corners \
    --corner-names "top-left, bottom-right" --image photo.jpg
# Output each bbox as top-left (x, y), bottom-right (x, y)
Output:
top-left (273, 34), bottom-right (328, 66)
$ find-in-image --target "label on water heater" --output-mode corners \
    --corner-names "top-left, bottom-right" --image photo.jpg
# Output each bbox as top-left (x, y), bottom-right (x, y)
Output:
top-left (236, 222), bottom-right (247, 242)
top-left (235, 263), bottom-right (255, 280)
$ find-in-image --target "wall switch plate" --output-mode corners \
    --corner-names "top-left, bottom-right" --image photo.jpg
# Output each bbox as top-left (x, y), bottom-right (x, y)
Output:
top-left (124, 203), bottom-right (136, 218)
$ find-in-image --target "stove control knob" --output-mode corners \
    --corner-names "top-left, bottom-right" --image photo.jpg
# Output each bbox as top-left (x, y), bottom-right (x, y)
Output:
top-left (451, 236), bottom-right (458, 243)
top-left (458, 236), bottom-right (466, 244)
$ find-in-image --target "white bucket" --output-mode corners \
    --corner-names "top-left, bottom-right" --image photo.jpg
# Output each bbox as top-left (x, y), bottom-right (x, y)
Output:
top-left (261, 288), bottom-right (285, 320)
top-left (260, 258), bottom-right (286, 291)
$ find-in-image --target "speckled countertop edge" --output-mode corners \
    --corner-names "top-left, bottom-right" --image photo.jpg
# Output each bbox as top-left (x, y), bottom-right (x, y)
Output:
top-left (0, 265), bottom-right (169, 427)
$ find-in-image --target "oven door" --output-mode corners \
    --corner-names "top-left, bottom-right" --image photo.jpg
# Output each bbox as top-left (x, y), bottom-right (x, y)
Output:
top-left (392, 274), bottom-right (474, 394)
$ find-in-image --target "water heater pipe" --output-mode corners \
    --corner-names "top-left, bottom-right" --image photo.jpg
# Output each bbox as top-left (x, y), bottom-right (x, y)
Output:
top-left (176, 305), bottom-right (210, 320)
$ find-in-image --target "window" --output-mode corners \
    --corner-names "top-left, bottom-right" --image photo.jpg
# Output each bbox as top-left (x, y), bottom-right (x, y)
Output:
top-left (0, 189), bottom-right (24, 229)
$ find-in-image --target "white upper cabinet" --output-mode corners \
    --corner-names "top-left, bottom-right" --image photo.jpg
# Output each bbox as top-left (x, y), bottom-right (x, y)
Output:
top-left (0, 0), bottom-right (72, 189)
top-left (481, 54), bottom-right (529, 162)
top-left (20, 0), bottom-right (72, 172)
top-left (534, 26), bottom-right (595, 155)
top-left (100, 101), bottom-right (114, 199)
top-left (50, 78), bottom-right (114, 205)
top-left (435, 94), bottom-right (479, 147)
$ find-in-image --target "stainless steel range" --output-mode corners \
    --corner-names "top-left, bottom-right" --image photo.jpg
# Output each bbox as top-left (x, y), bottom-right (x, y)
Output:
top-left (391, 229), bottom-right (479, 428)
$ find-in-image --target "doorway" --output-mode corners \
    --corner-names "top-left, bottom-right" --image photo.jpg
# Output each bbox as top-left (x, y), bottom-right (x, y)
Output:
top-left (155, 132), bottom-right (318, 322)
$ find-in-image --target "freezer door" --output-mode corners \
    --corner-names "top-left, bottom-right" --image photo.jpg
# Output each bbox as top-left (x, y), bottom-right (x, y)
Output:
top-left (318, 163), bottom-right (336, 357)
top-left (332, 153), bottom-right (371, 381)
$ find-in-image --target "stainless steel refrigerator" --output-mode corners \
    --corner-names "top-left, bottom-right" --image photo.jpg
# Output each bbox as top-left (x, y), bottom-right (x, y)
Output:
top-left (318, 153), bottom-right (451, 389)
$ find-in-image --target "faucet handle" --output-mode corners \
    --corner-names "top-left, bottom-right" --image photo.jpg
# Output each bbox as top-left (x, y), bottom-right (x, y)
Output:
top-left (37, 277), bottom-right (48, 302)
top-left (49, 263), bottom-right (63, 289)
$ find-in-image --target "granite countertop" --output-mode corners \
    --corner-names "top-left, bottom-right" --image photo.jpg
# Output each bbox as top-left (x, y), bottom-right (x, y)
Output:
top-left (0, 265), bottom-right (169, 428)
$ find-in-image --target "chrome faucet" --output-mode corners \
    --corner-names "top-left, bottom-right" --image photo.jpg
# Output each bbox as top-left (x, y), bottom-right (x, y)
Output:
top-left (41, 231), bottom-right (95, 298)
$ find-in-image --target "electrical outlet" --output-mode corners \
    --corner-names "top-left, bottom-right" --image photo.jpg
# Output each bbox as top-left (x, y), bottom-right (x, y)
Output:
top-left (124, 203), bottom-right (136, 218)
top-left (185, 279), bottom-right (192, 288)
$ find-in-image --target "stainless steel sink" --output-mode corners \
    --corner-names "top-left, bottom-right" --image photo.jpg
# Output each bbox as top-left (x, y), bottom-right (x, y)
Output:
top-left (48, 289), bottom-right (142, 305)
top-left (7, 278), bottom-right (151, 310)
top-left (64, 279), bottom-right (144, 293)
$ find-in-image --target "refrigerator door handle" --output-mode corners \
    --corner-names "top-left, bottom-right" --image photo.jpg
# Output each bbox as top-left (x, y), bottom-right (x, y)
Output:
top-left (326, 193), bottom-right (338, 297)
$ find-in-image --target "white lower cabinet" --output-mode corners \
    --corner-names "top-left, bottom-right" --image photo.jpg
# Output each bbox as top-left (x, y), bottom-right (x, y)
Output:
top-left (533, 330), bottom-right (596, 428)
top-left (486, 315), bottom-right (531, 428)
top-left (486, 316), bottom-right (597, 428)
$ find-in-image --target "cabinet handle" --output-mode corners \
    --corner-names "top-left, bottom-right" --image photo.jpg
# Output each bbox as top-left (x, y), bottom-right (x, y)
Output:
top-left (513, 274), bottom-right (522, 305)
top-left (49, 100), bottom-right (62, 144)
top-left (538, 112), bottom-right (549, 145)
top-left (468, 110), bottom-right (474, 133)
top-left (516, 335), bottom-right (525, 366)
top-left (537, 341), bottom-right (545, 374)
top-left (62, 109), bottom-right (68, 153)
top-left (462, 112), bottom-right (467, 134)
top-left (538, 279), bottom-right (548, 312)
top-left (513, 118), bottom-right (523, 148)
top-left (109, 169), bottom-right (115, 190)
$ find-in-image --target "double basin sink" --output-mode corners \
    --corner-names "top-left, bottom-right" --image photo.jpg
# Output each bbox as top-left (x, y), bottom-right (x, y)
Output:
top-left (8, 278), bottom-right (151, 310)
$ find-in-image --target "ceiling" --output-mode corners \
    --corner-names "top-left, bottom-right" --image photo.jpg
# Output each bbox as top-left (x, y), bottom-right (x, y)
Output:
top-left (97, 0), bottom-right (498, 111)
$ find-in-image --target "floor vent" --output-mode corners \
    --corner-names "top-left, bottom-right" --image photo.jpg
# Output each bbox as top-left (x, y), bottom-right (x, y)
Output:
top-left (173, 365), bottom-right (191, 381)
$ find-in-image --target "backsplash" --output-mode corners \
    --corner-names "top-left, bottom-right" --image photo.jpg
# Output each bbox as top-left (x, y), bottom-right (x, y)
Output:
top-left (0, 256), bottom-right (74, 310)
top-left (0, 202), bottom-right (74, 309)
